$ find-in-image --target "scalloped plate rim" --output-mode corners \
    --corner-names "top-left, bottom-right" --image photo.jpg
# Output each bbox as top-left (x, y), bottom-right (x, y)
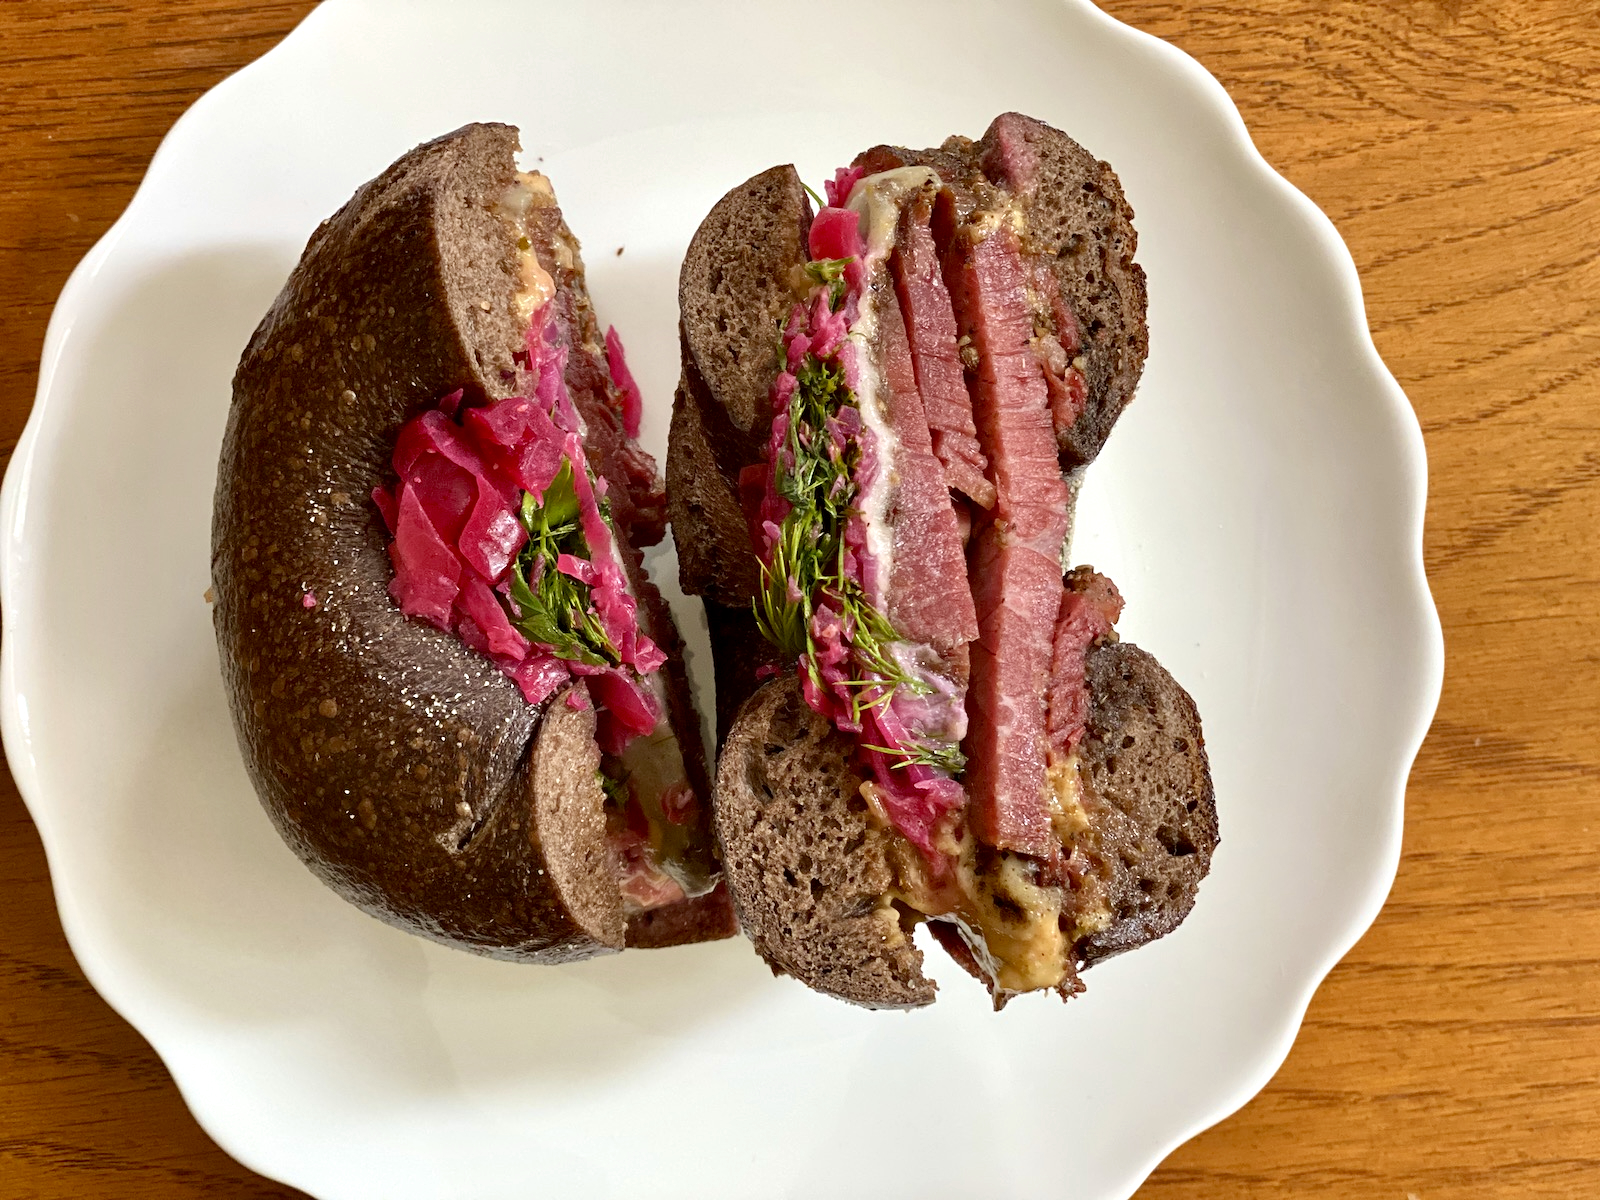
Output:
top-left (0, 1), bottom-right (1444, 1196)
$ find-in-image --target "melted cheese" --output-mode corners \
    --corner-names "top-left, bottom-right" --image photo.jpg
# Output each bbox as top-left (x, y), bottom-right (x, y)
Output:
top-left (963, 853), bottom-right (1070, 994)
top-left (869, 752), bottom-right (1115, 992)
top-left (846, 166), bottom-right (939, 258)
top-left (495, 172), bottom-right (557, 321)
top-left (872, 804), bottom-right (1070, 995)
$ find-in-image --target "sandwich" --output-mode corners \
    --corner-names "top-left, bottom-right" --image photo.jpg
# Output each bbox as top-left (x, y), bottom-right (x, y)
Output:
top-left (669, 112), bottom-right (1217, 1007)
top-left (211, 123), bottom-right (733, 960)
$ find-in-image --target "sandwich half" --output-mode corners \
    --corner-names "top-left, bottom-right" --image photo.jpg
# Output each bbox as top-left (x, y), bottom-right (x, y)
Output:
top-left (213, 123), bottom-right (733, 960)
top-left (670, 113), bottom-right (1216, 1007)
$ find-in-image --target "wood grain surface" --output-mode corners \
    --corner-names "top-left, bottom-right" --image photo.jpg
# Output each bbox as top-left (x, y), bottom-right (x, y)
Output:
top-left (1, 1), bottom-right (1596, 1196)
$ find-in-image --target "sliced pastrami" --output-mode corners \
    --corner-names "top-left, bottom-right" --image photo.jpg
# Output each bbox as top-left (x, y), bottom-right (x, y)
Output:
top-left (963, 534), bottom-right (1061, 855)
top-left (874, 273), bottom-right (979, 657)
top-left (891, 198), bottom-right (995, 510)
top-left (945, 227), bottom-right (1070, 558)
top-left (944, 223), bottom-right (1073, 857)
top-left (1045, 569), bottom-right (1124, 762)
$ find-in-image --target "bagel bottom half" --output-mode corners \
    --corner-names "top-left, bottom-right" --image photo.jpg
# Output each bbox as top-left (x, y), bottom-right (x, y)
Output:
top-left (213, 122), bottom-right (731, 961)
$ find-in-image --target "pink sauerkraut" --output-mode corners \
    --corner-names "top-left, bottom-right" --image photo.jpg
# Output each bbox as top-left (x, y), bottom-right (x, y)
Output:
top-left (375, 316), bottom-right (662, 754)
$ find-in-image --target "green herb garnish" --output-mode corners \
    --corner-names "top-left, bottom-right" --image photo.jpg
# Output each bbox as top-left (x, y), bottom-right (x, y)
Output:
top-left (752, 315), bottom-right (965, 777)
top-left (862, 739), bottom-right (968, 775)
top-left (803, 257), bottom-right (852, 311)
top-left (506, 461), bottom-right (620, 667)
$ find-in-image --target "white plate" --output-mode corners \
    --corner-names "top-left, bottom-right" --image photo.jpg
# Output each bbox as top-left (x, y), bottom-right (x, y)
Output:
top-left (1, 1), bottom-right (1443, 1197)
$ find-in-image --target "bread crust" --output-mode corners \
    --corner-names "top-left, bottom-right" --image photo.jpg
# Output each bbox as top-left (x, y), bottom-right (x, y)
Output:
top-left (213, 124), bottom-right (726, 960)
top-left (669, 164), bottom-right (812, 609)
top-left (712, 649), bottom-right (1215, 1004)
top-left (715, 678), bottom-right (936, 1008)
top-left (1077, 643), bottom-right (1218, 963)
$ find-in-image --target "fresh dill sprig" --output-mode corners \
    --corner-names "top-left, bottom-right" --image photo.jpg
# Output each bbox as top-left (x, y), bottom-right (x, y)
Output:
top-left (861, 739), bottom-right (968, 775)
top-left (506, 460), bottom-right (621, 667)
top-left (803, 257), bottom-right (852, 311)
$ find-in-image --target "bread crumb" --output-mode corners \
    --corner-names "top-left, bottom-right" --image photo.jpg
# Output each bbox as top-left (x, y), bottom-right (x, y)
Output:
top-left (319, 698), bottom-right (338, 718)
top-left (203, 586), bottom-right (215, 604)
top-left (615, 245), bottom-right (624, 256)
top-left (456, 801), bottom-right (472, 819)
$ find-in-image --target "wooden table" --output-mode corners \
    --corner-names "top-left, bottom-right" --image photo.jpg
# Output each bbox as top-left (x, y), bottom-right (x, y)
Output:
top-left (2, 2), bottom-right (1596, 1195)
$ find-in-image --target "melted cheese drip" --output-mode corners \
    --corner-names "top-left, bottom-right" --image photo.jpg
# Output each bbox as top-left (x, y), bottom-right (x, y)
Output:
top-left (496, 172), bottom-right (557, 321)
top-left (962, 853), bottom-right (1069, 993)
top-left (1045, 754), bottom-right (1111, 939)
top-left (870, 753), bottom-right (1113, 992)
top-left (883, 822), bottom-right (1065, 994)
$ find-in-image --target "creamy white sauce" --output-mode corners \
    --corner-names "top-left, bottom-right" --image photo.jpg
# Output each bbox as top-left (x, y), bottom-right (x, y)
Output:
top-left (846, 166), bottom-right (938, 258)
top-left (840, 167), bottom-right (942, 609)
top-left (495, 172), bottom-right (558, 322)
top-left (843, 290), bottom-right (897, 607)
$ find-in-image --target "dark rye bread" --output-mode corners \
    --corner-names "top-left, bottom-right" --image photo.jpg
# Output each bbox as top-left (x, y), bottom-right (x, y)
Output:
top-left (624, 882), bottom-right (739, 948)
top-left (857, 112), bottom-right (1148, 468)
top-left (715, 677), bottom-right (936, 1008)
top-left (714, 645), bottom-right (1214, 1006)
top-left (670, 165), bottom-right (812, 608)
top-left (705, 601), bottom-right (781, 743)
top-left (1077, 642), bottom-right (1218, 963)
top-left (679, 164), bottom-right (813, 439)
top-left (667, 371), bottom-right (763, 608)
top-left (213, 123), bottom-right (725, 961)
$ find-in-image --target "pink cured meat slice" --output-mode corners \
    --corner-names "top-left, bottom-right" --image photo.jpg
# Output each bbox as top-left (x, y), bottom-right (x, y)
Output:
top-left (978, 112), bottom-right (1042, 197)
top-left (963, 533), bottom-right (1062, 855)
top-left (945, 224), bottom-right (1072, 857)
top-left (874, 275), bottom-right (978, 656)
top-left (981, 116), bottom-right (1093, 448)
top-left (891, 201), bottom-right (996, 510)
